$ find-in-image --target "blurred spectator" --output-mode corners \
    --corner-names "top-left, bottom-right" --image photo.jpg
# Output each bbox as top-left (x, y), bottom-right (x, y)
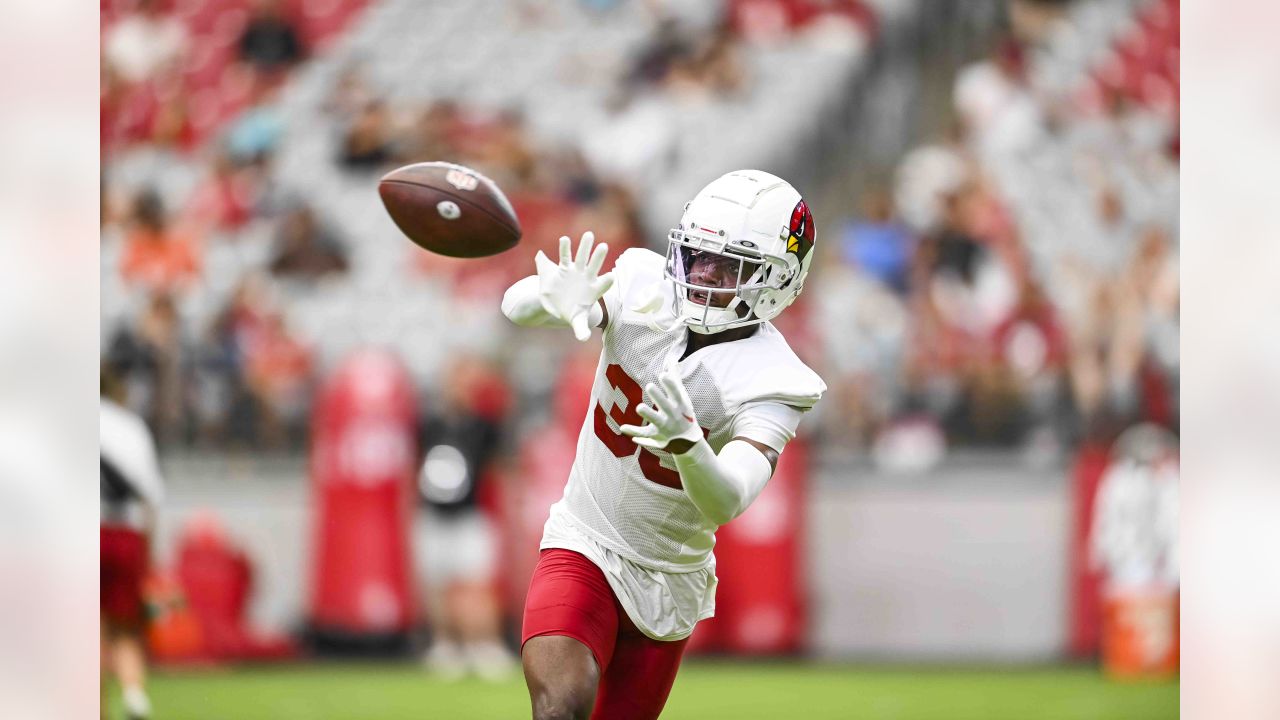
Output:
top-left (183, 151), bottom-right (259, 232)
top-left (147, 70), bottom-right (196, 150)
top-left (992, 278), bottom-right (1069, 451)
top-left (471, 109), bottom-right (538, 188)
top-left (105, 293), bottom-right (191, 445)
top-left (1133, 227), bottom-right (1179, 394)
top-left (199, 273), bottom-right (313, 449)
top-left (993, 280), bottom-right (1067, 384)
top-left (415, 356), bottom-right (517, 680)
top-left (813, 259), bottom-right (908, 448)
top-left (400, 100), bottom-right (462, 163)
top-left (624, 18), bottom-right (694, 90)
top-left (237, 0), bottom-right (306, 77)
top-left (667, 24), bottom-right (747, 99)
top-left (269, 204), bottom-right (349, 280)
top-left (575, 181), bottom-right (644, 251)
top-left (244, 312), bottom-right (313, 448)
top-left (324, 64), bottom-right (377, 121)
top-left (928, 217), bottom-right (985, 288)
top-left (104, 0), bottom-right (188, 84)
top-left (188, 325), bottom-right (242, 449)
top-left (120, 190), bottom-right (201, 294)
top-left (625, 15), bottom-right (745, 100)
top-left (543, 148), bottom-right (602, 205)
top-left (1064, 271), bottom-right (1148, 444)
top-left (894, 140), bottom-right (970, 234)
top-left (225, 82), bottom-right (285, 164)
top-left (646, 0), bottom-right (725, 35)
top-left (102, 64), bottom-right (196, 152)
top-left (840, 188), bottom-right (915, 294)
top-left (1125, 226), bottom-right (1178, 429)
top-left (954, 38), bottom-right (1043, 158)
top-left (208, 275), bottom-right (273, 445)
top-left (916, 181), bottom-right (1020, 332)
top-left (101, 63), bottom-right (131, 150)
top-left (340, 100), bottom-right (395, 169)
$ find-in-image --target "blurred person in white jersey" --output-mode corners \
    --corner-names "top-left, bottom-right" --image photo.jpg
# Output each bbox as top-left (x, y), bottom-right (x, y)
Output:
top-left (502, 170), bottom-right (825, 719)
top-left (100, 369), bottom-right (165, 720)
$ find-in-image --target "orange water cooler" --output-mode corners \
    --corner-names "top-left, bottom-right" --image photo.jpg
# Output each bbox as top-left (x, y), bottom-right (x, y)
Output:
top-left (1100, 587), bottom-right (1179, 679)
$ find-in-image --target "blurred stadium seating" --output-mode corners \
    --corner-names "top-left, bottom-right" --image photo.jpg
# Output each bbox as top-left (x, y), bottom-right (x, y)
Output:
top-left (102, 0), bottom-right (1176, 453)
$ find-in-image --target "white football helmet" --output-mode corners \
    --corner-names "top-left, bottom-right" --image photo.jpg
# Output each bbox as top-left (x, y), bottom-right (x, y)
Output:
top-left (666, 169), bottom-right (817, 334)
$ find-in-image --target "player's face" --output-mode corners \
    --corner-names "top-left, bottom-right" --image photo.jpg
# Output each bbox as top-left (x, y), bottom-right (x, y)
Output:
top-left (685, 251), bottom-right (743, 308)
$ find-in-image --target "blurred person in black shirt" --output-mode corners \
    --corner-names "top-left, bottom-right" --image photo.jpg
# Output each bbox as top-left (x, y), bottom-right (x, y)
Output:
top-left (237, 0), bottom-right (304, 76)
top-left (414, 356), bottom-right (517, 680)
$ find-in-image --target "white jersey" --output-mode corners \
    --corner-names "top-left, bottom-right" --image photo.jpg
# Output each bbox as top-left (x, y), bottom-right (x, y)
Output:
top-left (541, 248), bottom-right (825, 640)
top-left (100, 399), bottom-right (165, 528)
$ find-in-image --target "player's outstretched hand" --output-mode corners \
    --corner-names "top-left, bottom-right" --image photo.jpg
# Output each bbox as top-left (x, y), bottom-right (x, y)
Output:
top-left (620, 368), bottom-right (703, 451)
top-left (533, 231), bottom-right (614, 342)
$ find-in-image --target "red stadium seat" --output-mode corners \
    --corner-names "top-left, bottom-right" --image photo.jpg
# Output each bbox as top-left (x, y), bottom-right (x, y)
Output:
top-left (176, 0), bottom-right (225, 36)
top-left (106, 0), bottom-right (368, 153)
top-left (302, 3), bottom-right (351, 51)
top-left (183, 38), bottom-right (234, 89)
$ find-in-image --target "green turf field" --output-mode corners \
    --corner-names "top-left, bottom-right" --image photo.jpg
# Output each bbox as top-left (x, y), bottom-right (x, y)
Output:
top-left (128, 661), bottom-right (1177, 719)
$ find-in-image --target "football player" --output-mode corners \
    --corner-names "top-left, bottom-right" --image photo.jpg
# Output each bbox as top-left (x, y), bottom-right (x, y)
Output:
top-left (101, 372), bottom-right (165, 720)
top-left (502, 170), bottom-right (825, 720)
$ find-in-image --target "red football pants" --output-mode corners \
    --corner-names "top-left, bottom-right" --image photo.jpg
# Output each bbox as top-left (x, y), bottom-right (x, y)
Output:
top-left (101, 525), bottom-right (149, 628)
top-left (522, 549), bottom-right (690, 720)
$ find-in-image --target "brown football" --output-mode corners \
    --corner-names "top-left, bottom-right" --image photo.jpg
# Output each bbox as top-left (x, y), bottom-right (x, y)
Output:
top-left (378, 162), bottom-right (522, 258)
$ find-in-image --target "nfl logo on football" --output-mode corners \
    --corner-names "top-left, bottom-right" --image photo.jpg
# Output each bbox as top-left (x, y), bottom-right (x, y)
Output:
top-left (445, 168), bottom-right (479, 192)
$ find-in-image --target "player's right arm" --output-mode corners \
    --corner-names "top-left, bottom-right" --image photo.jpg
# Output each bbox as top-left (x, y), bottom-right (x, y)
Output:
top-left (501, 231), bottom-right (613, 341)
top-left (619, 369), bottom-right (787, 526)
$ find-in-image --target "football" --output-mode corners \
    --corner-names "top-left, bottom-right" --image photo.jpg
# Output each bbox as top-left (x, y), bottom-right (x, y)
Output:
top-left (378, 161), bottom-right (522, 258)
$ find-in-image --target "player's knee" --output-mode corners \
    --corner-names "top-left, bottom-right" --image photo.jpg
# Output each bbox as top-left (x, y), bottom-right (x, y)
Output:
top-left (523, 634), bottom-right (600, 720)
top-left (531, 682), bottom-right (594, 720)
top-left (527, 665), bottom-right (597, 720)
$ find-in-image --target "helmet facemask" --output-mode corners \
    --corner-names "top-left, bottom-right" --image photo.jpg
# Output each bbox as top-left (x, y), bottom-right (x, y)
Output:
top-left (665, 227), bottom-right (793, 334)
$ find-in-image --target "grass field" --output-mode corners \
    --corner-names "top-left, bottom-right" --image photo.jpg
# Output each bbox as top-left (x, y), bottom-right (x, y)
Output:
top-left (129, 661), bottom-right (1178, 719)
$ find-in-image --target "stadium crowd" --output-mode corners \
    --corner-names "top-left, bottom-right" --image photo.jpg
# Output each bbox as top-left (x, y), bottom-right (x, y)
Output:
top-left (101, 0), bottom-right (1178, 469)
top-left (812, 0), bottom-right (1178, 466)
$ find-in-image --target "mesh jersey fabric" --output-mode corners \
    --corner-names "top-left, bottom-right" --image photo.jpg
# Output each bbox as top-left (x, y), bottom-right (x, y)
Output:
top-left (540, 247), bottom-right (825, 640)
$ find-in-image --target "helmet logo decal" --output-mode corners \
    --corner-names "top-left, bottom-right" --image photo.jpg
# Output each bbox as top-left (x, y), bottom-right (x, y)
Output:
top-left (786, 200), bottom-right (815, 260)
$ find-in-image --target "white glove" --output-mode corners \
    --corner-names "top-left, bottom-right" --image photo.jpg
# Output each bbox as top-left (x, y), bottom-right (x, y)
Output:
top-left (534, 231), bottom-right (614, 342)
top-left (620, 368), bottom-right (703, 451)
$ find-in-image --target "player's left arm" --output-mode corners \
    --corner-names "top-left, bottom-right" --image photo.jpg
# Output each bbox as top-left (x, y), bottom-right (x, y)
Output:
top-left (620, 370), bottom-right (800, 526)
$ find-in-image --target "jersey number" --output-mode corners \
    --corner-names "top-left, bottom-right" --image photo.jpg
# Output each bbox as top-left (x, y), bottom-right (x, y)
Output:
top-left (593, 364), bottom-right (705, 490)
